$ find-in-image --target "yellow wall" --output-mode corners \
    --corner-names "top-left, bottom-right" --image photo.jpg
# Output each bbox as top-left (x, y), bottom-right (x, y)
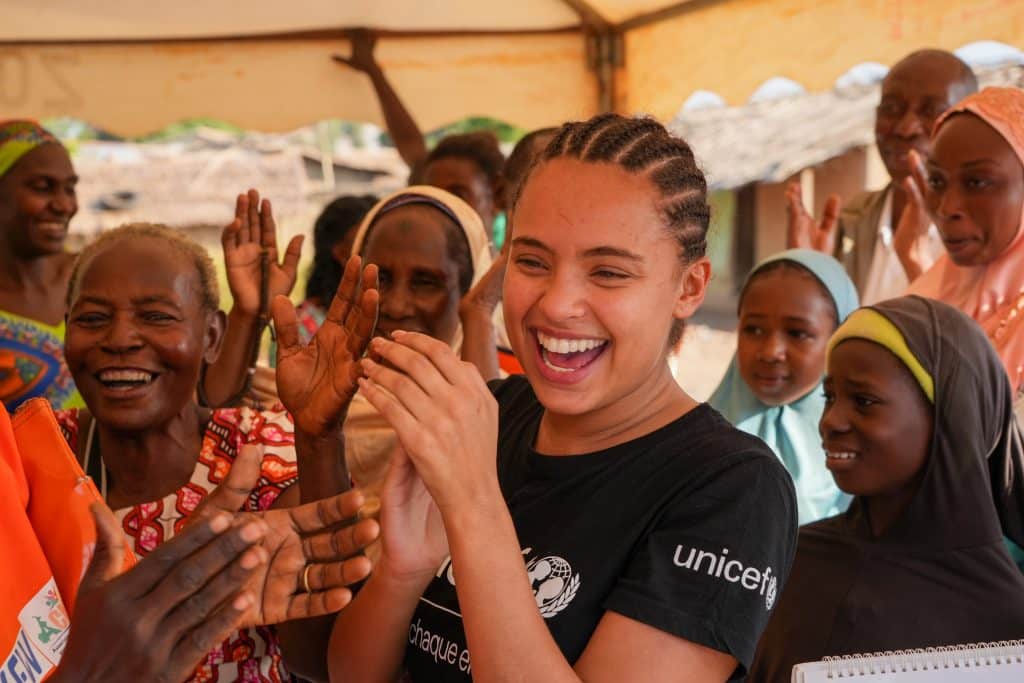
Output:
top-left (625, 0), bottom-right (1024, 120)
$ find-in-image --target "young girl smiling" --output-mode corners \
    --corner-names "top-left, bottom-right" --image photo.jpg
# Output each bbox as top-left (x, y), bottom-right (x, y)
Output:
top-left (711, 249), bottom-right (858, 524)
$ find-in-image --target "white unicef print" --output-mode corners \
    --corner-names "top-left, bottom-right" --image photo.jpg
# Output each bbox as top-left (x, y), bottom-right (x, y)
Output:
top-left (526, 555), bottom-right (580, 619)
top-left (765, 575), bottom-right (778, 611)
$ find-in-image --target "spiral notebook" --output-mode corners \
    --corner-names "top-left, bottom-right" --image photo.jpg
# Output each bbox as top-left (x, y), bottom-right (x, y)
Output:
top-left (792, 641), bottom-right (1024, 681)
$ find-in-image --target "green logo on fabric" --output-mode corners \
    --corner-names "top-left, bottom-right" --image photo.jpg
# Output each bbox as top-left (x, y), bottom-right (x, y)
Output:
top-left (34, 617), bottom-right (61, 644)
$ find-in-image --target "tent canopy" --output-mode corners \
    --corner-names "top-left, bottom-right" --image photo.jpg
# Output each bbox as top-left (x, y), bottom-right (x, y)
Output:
top-left (4, 1), bottom-right (1022, 137)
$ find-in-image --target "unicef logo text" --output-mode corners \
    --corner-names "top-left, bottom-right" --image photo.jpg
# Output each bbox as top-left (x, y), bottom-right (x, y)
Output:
top-left (673, 545), bottom-right (777, 611)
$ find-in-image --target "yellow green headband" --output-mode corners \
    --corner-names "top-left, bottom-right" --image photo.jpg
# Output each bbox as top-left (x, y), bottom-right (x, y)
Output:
top-left (0, 120), bottom-right (60, 178)
top-left (827, 308), bottom-right (935, 403)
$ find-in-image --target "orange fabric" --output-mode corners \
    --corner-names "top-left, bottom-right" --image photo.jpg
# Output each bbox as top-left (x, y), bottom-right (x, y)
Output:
top-left (0, 399), bottom-right (133, 680)
top-left (0, 401), bottom-right (70, 680)
top-left (907, 87), bottom-right (1024, 391)
top-left (12, 399), bottom-right (135, 613)
top-left (498, 349), bottom-right (524, 376)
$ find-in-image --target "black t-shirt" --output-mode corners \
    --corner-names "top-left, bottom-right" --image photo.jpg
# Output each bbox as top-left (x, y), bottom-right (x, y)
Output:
top-left (403, 376), bottom-right (797, 681)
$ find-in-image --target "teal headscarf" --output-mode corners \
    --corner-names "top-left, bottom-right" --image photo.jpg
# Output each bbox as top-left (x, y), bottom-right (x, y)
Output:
top-left (710, 249), bottom-right (859, 525)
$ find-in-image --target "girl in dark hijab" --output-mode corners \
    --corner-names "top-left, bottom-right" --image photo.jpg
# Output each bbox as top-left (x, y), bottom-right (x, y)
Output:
top-left (749, 295), bottom-right (1024, 682)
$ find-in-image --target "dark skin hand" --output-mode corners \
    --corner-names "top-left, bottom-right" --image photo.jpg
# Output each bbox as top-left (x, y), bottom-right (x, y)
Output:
top-left (201, 189), bottom-right (303, 407)
top-left (785, 178), bottom-right (841, 253)
top-left (458, 248), bottom-right (508, 382)
top-left (223, 189), bottom-right (304, 318)
top-left (892, 150), bottom-right (933, 282)
top-left (332, 29), bottom-right (428, 171)
top-left (52, 455), bottom-right (380, 683)
top-left (272, 255), bottom-right (380, 437)
top-left (270, 256), bottom-right (379, 682)
top-left (188, 444), bottom-right (379, 626)
top-left (49, 503), bottom-right (268, 683)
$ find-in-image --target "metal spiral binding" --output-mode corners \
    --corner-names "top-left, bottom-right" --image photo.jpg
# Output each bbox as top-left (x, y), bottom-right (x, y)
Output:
top-left (823, 640), bottom-right (1024, 678)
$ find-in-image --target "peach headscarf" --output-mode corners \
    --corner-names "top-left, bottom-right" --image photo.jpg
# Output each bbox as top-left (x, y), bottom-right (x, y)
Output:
top-left (907, 87), bottom-right (1024, 392)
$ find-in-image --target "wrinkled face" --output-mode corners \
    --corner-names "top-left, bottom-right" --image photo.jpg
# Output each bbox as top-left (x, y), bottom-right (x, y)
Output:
top-left (504, 158), bottom-right (708, 417)
top-left (0, 144), bottom-right (78, 257)
top-left (737, 267), bottom-right (837, 406)
top-left (362, 205), bottom-right (465, 344)
top-left (821, 339), bottom-right (933, 497)
top-left (422, 157), bottom-right (496, 234)
top-left (926, 113), bottom-right (1024, 267)
top-left (875, 59), bottom-right (972, 181)
top-left (64, 239), bottom-right (223, 432)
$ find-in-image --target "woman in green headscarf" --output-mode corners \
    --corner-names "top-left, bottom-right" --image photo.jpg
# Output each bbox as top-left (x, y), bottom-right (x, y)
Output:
top-left (0, 120), bottom-right (83, 411)
top-left (710, 249), bottom-right (859, 524)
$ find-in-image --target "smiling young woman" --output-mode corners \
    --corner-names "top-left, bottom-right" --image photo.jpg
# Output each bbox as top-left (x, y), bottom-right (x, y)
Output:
top-left (314, 114), bottom-right (798, 683)
top-left (0, 121), bottom-right (83, 413)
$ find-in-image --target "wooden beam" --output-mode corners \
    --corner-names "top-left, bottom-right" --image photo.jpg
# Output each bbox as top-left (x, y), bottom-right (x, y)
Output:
top-left (617, 0), bottom-right (732, 32)
top-left (558, 0), bottom-right (611, 31)
top-left (0, 25), bottom-right (581, 47)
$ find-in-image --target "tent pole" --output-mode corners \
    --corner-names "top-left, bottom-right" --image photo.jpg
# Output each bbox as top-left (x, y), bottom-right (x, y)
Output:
top-left (559, 0), bottom-right (622, 114)
top-left (587, 29), bottom-right (623, 113)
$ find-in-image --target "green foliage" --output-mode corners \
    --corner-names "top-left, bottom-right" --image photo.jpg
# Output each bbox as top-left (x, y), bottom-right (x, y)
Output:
top-left (418, 117), bottom-right (527, 147)
top-left (135, 118), bottom-right (245, 142)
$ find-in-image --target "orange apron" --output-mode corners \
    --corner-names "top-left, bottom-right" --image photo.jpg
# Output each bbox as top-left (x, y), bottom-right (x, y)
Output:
top-left (0, 399), bottom-right (133, 681)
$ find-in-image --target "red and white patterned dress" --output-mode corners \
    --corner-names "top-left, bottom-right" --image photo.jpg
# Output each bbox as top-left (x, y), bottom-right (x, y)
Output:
top-left (57, 407), bottom-right (299, 683)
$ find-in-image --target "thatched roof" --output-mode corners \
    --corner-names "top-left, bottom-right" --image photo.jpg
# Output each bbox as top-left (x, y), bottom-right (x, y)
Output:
top-left (69, 131), bottom-right (406, 237)
top-left (671, 63), bottom-right (1024, 191)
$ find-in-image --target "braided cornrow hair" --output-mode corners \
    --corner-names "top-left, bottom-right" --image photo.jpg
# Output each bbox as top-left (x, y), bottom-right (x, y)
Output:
top-left (513, 113), bottom-right (711, 346)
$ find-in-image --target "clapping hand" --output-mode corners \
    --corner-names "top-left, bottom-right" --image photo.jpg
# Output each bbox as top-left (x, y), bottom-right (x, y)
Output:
top-left (785, 178), bottom-right (841, 254)
top-left (892, 150), bottom-right (934, 282)
top-left (357, 332), bottom-right (500, 514)
top-left (54, 504), bottom-right (270, 683)
top-left (272, 256), bottom-right (380, 436)
top-left (222, 189), bottom-right (304, 317)
top-left (191, 446), bottom-right (376, 625)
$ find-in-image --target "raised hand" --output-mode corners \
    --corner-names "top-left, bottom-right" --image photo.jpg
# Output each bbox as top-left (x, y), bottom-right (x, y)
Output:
top-left (459, 247), bottom-right (508, 319)
top-left (332, 29), bottom-right (380, 74)
top-left (273, 255), bottom-right (379, 436)
top-left (189, 445), bottom-right (378, 626)
top-left (52, 504), bottom-right (268, 683)
top-left (785, 179), bottom-right (841, 254)
top-left (222, 189), bottom-right (304, 317)
top-left (893, 150), bottom-right (934, 282)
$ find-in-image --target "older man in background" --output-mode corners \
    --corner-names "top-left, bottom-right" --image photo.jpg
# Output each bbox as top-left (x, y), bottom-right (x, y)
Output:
top-left (788, 49), bottom-right (978, 303)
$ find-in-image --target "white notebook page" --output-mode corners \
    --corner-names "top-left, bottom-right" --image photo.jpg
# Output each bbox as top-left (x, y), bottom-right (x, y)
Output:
top-left (792, 641), bottom-right (1024, 682)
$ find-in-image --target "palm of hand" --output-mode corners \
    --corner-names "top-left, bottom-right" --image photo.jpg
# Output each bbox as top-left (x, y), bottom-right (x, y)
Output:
top-left (226, 244), bottom-right (295, 314)
top-left (276, 322), bottom-right (359, 436)
top-left (240, 508), bottom-right (308, 626)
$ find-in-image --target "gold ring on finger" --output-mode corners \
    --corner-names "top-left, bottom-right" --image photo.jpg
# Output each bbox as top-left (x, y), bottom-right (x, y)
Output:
top-left (302, 564), bottom-right (313, 593)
